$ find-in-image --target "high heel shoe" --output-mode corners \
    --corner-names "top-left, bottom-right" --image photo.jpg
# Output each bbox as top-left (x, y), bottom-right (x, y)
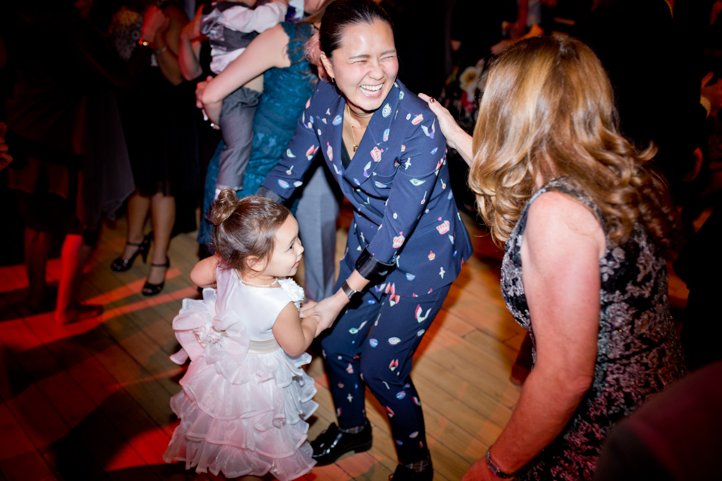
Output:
top-left (142, 258), bottom-right (169, 296)
top-left (111, 233), bottom-right (151, 272)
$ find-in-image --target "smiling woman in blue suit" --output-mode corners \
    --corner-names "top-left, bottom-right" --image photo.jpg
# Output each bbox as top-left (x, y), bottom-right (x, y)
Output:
top-left (257, 1), bottom-right (472, 479)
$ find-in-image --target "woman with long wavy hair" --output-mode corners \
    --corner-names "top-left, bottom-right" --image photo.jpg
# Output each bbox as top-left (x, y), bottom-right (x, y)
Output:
top-left (423, 35), bottom-right (685, 480)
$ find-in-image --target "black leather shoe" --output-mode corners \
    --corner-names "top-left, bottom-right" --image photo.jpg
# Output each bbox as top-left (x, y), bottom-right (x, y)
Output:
top-left (389, 463), bottom-right (434, 481)
top-left (311, 421), bottom-right (372, 466)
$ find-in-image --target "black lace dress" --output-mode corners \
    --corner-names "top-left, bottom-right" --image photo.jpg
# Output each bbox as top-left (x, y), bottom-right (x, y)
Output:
top-left (501, 178), bottom-right (685, 480)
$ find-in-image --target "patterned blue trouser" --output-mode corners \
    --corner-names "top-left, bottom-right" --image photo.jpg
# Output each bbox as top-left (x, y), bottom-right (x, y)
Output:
top-left (320, 281), bottom-right (450, 464)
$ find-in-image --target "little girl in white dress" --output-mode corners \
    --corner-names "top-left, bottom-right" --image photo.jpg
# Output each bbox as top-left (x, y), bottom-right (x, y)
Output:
top-left (163, 191), bottom-right (322, 480)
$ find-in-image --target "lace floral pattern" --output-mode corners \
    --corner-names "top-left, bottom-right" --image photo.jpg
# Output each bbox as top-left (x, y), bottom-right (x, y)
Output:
top-left (500, 178), bottom-right (685, 481)
top-left (278, 278), bottom-right (305, 309)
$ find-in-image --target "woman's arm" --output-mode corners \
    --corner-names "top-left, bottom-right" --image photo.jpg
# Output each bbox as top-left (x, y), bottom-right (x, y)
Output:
top-left (300, 269), bottom-right (370, 332)
top-left (190, 255), bottom-right (221, 288)
top-left (273, 303), bottom-right (319, 357)
top-left (464, 192), bottom-right (604, 480)
top-left (418, 93), bottom-right (473, 164)
top-left (141, 4), bottom-right (187, 86)
top-left (198, 23), bottom-right (291, 124)
top-left (178, 5), bottom-right (204, 81)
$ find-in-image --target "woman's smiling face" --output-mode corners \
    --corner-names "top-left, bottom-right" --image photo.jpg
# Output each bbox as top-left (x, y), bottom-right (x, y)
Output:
top-left (322, 18), bottom-right (399, 115)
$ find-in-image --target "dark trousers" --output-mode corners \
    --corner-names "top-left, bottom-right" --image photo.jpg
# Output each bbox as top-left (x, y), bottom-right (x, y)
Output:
top-left (320, 282), bottom-right (450, 464)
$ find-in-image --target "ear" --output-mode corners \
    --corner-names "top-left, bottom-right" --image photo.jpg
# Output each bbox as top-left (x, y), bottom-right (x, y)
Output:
top-left (320, 52), bottom-right (335, 82)
top-left (245, 256), bottom-right (267, 274)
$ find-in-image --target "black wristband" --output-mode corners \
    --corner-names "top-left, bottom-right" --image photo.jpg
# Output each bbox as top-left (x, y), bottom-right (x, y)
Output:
top-left (355, 248), bottom-right (395, 282)
top-left (341, 280), bottom-right (358, 300)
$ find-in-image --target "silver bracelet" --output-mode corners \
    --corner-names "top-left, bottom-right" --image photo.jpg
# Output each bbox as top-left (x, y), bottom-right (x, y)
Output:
top-left (485, 449), bottom-right (515, 479)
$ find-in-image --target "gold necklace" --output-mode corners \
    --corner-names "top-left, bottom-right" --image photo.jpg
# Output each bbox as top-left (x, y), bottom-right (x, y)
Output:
top-left (345, 104), bottom-right (371, 153)
top-left (349, 123), bottom-right (360, 153)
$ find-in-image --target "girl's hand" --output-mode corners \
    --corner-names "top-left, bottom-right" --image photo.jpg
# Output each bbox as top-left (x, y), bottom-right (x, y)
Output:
top-left (301, 299), bottom-right (318, 310)
top-left (301, 291), bottom-right (348, 333)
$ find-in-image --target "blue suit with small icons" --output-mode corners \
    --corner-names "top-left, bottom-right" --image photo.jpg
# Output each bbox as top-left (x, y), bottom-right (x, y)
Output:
top-left (260, 79), bottom-right (472, 464)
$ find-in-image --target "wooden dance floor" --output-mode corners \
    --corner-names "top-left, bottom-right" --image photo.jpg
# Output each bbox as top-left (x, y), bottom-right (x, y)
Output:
top-left (0, 208), bottom-right (688, 481)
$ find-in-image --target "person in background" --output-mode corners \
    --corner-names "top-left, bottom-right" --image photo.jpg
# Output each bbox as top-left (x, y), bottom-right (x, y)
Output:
top-left (109, 1), bottom-right (196, 297)
top-left (200, 0), bottom-right (288, 195)
top-left (258, 1), bottom-right (473, 479)
top-left (196, 0), bottom-right (339, 301)
top-left (5, 0), bottom-right (134, 322)
top-left (422, 35), bottom-right (685, 480)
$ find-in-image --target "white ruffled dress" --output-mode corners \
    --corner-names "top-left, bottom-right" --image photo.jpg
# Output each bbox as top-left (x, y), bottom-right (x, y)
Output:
top-left (163, 267), bottom-right (318, 480)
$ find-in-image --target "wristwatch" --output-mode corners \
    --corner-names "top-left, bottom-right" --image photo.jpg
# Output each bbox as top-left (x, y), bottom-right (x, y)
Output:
top-left (341, 280), bottom-right (359, 300)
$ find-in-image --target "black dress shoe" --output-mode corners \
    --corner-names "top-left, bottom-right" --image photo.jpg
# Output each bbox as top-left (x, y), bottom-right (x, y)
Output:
top-left (311, 421), bottom-right (372, 466)
top-left (389, 463), bottom-right (434, 481)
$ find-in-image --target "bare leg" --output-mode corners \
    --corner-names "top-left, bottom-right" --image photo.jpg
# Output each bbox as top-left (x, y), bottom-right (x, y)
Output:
top-left (146, 192), bottom-right (175, 285)
top-left (121, 191), bottom-right (151, 259)
top-left (24, 227), bottom-right (52, 310)
top-left (55, 233), bottom-right (99, 323)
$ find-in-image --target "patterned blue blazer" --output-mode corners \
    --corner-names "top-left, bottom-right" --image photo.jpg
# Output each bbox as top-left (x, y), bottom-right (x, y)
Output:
top-left (262, 79), bottom-right (472, 298)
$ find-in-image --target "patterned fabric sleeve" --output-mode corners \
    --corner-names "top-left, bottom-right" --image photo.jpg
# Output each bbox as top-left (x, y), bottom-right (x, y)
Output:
top-left (365, 112), bottom-right (446, 264)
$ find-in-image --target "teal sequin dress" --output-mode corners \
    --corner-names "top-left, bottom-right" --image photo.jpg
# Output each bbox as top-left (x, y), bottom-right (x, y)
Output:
top-left (237, 21), bottom-right (317, 198)
top-left (198, 21), bottom-right (316, 246)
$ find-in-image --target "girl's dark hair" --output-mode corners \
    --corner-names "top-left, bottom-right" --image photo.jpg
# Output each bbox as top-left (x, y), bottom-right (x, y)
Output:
top-left (208, 190), bottom-right (290, 271)
top-left (319, 0), bottom-right (392, 57)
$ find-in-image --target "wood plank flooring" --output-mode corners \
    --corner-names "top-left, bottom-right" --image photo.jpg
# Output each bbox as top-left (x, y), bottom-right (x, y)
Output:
top-left (0, 207), bottom-right (688, 481)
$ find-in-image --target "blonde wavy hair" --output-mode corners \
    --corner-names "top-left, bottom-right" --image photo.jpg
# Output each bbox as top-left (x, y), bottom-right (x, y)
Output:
top-left (469, 35), bottom-right (677, 253)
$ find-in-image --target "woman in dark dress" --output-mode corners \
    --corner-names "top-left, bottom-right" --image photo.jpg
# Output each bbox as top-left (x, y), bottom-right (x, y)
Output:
top-left (423, 35), bottom-right (685, 480)
top-left (110, 0), bottom-right (197, 296)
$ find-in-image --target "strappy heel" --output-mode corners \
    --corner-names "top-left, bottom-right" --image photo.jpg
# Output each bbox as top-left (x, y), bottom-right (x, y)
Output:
top-left (142, 257), bottom-right (170, 296)
top-left (111, 233), bottom-right (151, 272)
